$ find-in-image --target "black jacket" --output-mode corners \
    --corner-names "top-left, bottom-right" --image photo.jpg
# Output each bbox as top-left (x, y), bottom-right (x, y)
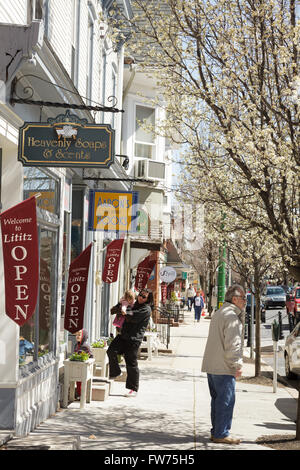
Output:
top-left (118, 301), bottom-right (151, 344)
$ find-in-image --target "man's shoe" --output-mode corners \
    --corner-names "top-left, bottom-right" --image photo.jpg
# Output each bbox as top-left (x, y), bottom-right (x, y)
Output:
top-left (124, 389), bottom-right (137, 397)
top-left (212, 436), bottom-right (241, 445)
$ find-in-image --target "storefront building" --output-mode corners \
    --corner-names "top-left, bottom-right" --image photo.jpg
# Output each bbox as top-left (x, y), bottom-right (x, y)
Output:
top-left (0, 0), bottom-right (132, 435)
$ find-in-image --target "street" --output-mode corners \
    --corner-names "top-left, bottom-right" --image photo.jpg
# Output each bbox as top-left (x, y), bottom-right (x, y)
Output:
top-left (250, 307), bottom-right (299, 390)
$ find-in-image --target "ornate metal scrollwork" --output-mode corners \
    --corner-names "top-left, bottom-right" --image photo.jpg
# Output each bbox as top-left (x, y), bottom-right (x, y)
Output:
top-left (11, 75), bottom-right (35, 100)
top-left (107, 95), bottom-right (118, 108)
top-left (10, 74), bottom-right (123, 114)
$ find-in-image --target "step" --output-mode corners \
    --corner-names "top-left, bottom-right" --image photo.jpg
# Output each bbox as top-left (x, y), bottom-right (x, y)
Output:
top-left (92, 383), bottom-right (109, 401)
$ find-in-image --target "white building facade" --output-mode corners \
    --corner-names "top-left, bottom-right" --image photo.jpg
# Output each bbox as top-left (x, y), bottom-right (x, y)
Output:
top-left (0, 0), bottom-right (132, 435)
top-left (121, 59), bottom-right (174, 307)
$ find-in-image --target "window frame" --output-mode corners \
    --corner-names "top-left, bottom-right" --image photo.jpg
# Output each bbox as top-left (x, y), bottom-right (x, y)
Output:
top-left (19, 169), bottom-right (61, 373)
top-left (134, 103), bottom-right (157, 160)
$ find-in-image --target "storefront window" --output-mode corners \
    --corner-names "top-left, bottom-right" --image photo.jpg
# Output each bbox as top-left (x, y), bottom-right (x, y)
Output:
top-left (60, 210), bottom-right (71, 345)
top-left (19, 227), bottom-right (57, 366)
top-left (23, 167), bottom-right (59, 216)
top-left (38, 229), bottom-right (56, 355)
top-left (71, 188), bottom-right (84, 260)
top-left (20, 168), bottom-right (60, 368)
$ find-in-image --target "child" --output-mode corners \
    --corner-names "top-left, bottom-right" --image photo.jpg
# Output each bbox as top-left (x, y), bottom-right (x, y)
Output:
top-left (74, 328), bottom-right (93, 356)
top-left (113, 290), bottom-right (135, 329)
top-left (74, 329), bottom-right (93, 398)
top-left (193, 290), bottom-right (204, 322)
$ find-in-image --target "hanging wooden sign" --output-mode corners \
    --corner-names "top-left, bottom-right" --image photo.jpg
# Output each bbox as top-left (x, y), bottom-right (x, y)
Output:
top-left (18, 111), bottom-right (115, 168)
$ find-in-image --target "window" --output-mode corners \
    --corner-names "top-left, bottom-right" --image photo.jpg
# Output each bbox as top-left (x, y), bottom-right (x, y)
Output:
top-left (19, 227), bottom-right (57, 366)
top-left (135, 105), bottom-right (156, 159)
top-left (23, 167), bottom-right (59, 216)
top-left (20, 169), bottom-right (60, 368)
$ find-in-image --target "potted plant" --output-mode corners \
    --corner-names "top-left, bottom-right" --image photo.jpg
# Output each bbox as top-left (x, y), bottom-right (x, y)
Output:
top-left (69, 351), bottom-right (90, 362)
top-left (91, 339), bottom-right (108, 363)
top-left (64, 351), bottom-right (93, 383)
top-left (63, 353), bottom-right (95, 408)
top-left (91, 339), bottom-right (107, 348)
top-left (91, 338), bottom-right (109, 377)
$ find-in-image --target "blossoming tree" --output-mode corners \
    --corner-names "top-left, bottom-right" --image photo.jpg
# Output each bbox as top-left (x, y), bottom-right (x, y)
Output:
top-left (113, 0), bottom-right (299, 281)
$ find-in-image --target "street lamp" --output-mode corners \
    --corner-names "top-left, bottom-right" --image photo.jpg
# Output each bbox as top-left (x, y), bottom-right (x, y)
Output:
top-left (116, 154), bottom-right (129, 170)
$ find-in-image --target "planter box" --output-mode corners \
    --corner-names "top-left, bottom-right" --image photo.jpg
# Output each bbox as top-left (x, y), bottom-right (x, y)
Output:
top-left (91, 347), bottom-right (107, 362)
top-left (63, 358), bottom-right (95, 409)
top-left (91, 347), bottom-right (109, 378)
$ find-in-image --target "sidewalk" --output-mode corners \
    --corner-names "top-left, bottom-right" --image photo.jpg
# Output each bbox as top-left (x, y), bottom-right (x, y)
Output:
top-left (2, 310), bottom-right (298, 451)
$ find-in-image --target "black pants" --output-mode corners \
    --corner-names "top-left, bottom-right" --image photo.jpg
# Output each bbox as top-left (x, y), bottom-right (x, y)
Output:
top-left (107, 335), bottom-right (140, 392)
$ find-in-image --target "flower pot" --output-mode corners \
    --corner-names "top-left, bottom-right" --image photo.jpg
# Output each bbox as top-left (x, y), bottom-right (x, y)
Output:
top-left (91, 346), bottom-right (108, 363)
top-left (91, 346), bottom-right (109, 378)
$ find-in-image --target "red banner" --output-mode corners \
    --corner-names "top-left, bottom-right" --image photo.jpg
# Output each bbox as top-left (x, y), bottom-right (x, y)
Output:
top-left (64, 243), bottom-right (92, 333)
top-left (102, 238), bottom-right (124, 283)
top-left (0, 197), bottom-right (39, 326)
top-left (134, 255), bottom-right (156, 291)
top-left (161, 282), bottom-right (167, 305)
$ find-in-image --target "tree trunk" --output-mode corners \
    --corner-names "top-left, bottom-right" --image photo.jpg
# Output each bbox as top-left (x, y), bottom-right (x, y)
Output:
top-left (254, 268), bottom-right (261, 377)
top-left (207, 268), bottom-right (214, 315)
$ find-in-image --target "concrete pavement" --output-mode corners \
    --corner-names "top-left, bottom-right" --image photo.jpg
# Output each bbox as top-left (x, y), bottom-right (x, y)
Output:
top-left (1, 309), bottom-right (298, 451)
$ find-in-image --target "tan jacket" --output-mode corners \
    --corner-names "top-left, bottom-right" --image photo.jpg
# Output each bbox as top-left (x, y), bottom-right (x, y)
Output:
top-left (201, 302), bottom-right (243, 376)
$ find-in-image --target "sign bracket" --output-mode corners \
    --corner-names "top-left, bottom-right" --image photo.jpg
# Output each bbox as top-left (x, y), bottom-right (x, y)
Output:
top-left (10, 74), bottom-right (124, 114)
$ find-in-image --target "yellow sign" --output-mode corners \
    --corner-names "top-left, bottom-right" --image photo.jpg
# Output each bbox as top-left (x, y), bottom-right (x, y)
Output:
top-left (88, 190), bottom-right (139, 233)
top-left (29, 191), bottom-right (55, 214)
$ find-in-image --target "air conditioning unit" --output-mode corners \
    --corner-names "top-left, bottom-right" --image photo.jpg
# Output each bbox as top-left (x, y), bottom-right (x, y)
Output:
top-left (134, 159), bottom-right (166, 180)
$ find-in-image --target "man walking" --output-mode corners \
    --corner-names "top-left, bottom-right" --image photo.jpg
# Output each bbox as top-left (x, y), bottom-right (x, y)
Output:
top-left (186, 284), bottom-right (195, 311)
top-left (201, 285), bottom-right (246, 445)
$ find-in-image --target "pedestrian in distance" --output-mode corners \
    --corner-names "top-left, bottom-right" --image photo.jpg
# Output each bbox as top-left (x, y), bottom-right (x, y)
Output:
top-left (193, 290), bottom-right (204, 322)
top-left (186, 284), bottom-right (196, 311)
top-left (74, 328), bottom-right (93, 398)
top-left (201, 285), bottom-right (246, 445)
top-left (107, 288), bottom-right (153, 397)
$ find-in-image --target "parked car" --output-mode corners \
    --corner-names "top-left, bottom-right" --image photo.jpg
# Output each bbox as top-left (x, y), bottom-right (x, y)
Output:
top-left (262, 286), bottom-right (286, 309)
top-left (286, 286), bottom-right (300, 325)
top-left (246, 293), bottom-right (266, 322)
top-left (284, 321), bottom-right (300, 379)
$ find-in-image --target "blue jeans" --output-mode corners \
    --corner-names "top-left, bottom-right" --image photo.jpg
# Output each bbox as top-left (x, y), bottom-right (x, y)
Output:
top-left (207, 374), bottom-right (236, 439)
top-left (194, 306), bottom-right (202, 321)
